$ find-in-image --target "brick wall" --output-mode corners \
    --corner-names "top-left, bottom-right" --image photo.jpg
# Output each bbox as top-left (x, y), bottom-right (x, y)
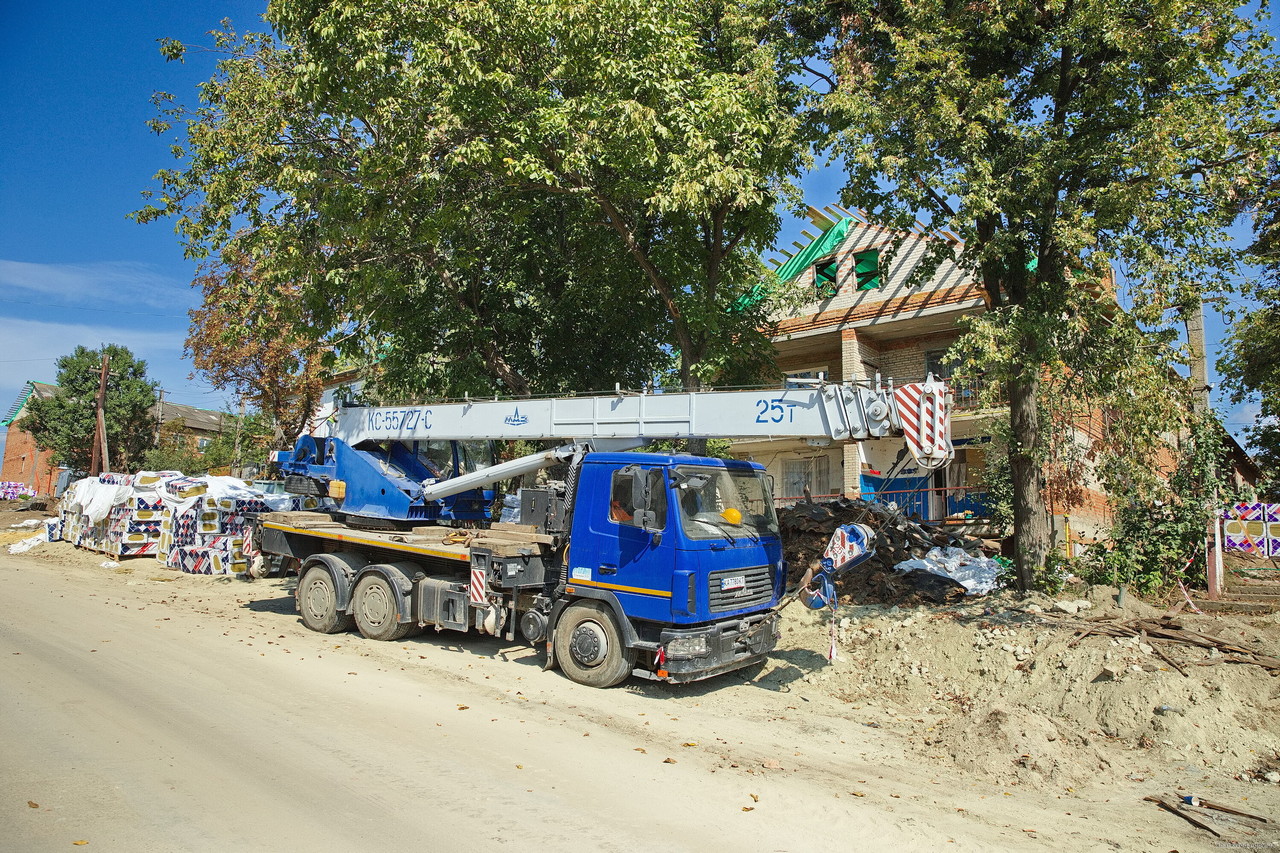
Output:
top-left (0, 422), bottom-right (63, 494)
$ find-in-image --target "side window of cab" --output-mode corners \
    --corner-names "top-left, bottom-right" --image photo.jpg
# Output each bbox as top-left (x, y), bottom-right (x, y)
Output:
top-left (609, 469), bottom-right (668, 528)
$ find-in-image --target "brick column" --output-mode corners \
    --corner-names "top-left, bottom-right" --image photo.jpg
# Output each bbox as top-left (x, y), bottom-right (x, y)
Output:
top-left (841, 328), bottom-right (865, 497)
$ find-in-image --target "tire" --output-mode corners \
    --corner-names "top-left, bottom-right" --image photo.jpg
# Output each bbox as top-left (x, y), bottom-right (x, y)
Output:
top-left (298, 565), bottom-right (354, 634)
top-left (353, 574), bottom-right (415, 642)
top-left (553, 602), bottom-right (637, 688)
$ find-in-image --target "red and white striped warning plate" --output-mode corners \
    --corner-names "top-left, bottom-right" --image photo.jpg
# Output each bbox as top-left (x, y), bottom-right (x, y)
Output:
top-left (894, 380), bottom-right (952, 470)
top-left (469, 565), bottom-right (487, 605)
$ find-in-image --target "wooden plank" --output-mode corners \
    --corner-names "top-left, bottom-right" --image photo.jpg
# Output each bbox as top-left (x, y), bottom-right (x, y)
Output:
top-left (1144, 795), bottom-right (1222, 838)
top-left (469, 538), bottom-right (547, 558)
top-left (490, 522), bottom-right (541, 534)
top-left (262, 511), bottom-right (340, 526)
top-left (477, 528), bottom-right (556, 545)
top-left (1197, 798), bottom-right (1272, 823)
top-left (1149, 642), bottom-right (1188, 677)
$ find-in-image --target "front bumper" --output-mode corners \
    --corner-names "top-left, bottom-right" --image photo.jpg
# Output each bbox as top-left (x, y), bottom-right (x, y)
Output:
top-left (646, 611), bottom-right (780, 683)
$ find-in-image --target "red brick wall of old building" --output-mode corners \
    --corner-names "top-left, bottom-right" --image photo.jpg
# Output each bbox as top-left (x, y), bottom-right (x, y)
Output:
top-left (1, 423), bottom-right (64, 494)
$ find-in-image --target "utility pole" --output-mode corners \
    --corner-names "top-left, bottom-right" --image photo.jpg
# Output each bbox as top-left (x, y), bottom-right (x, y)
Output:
top-left (232, 394), bottom-right (245, 478)
top-left (155, 388), bottom-right (165, 445)
top-left (89, 352), bottom-right (111, 477)
top-left (1186, 301), bottom-right (1222, 600)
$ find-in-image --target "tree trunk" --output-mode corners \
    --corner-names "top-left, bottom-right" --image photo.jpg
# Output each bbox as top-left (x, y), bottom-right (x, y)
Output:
top-left (1008, 369), bottom-right (1051, 591)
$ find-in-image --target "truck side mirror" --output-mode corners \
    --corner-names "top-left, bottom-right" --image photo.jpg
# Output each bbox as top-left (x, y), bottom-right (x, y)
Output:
top-left (624, 465), bottom-right (662, 533)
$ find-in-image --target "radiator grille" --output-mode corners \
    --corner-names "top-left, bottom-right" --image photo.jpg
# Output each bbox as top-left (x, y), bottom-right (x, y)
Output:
top-left (707, 565), bottom-right (773, 613)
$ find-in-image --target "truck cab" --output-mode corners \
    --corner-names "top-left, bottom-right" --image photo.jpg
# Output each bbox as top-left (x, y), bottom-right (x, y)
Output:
top-left (552, 453), bottom-right (783, 684)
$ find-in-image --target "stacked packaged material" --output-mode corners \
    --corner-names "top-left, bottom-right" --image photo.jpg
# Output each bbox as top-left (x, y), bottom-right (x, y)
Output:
top-left (57, 472), bottom-right (325, 575)
top-left (1, 482), bottom-right (32, 500)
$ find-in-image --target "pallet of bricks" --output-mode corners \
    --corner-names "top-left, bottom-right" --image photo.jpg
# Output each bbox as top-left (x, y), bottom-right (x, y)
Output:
top-left (156, 476), bottom-right (323, 575)
top-left (60, 471), bottom-right (170, 559)
top-left (60, 472), bottom-right (323, 575)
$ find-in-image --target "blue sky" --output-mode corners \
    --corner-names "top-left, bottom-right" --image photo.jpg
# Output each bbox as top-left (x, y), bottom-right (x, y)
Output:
top-left (0, 1), bottom-right (267, 462)
top-left (0, 1), bottom-right (1261, 468)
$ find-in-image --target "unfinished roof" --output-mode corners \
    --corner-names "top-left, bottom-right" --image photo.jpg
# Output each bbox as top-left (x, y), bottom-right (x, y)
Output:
top-left (2, 381), bottom-right (58, 427)
top-left (157, 401), bottom-right (228, 434)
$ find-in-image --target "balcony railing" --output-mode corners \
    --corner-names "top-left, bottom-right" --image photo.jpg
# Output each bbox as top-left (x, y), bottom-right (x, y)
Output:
top-left (776, 486), bottom-right (991, 524)
top-left (945, 375), bottom-right (1002, 412)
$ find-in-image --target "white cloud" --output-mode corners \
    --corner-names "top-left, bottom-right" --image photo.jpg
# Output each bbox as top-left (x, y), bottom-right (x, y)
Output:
top-left (0, 317), bottom-right (221, 415)
top-left (0, 259), bottom-right (191, 310)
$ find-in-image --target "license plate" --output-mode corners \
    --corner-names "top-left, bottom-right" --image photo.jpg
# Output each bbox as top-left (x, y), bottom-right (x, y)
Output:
top-left (720, 576), bottom-right (746, 591)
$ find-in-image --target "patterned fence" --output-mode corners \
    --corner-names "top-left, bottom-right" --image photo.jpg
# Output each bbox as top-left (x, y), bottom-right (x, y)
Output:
top-left (1221, 502), bottom-right (1280, 555)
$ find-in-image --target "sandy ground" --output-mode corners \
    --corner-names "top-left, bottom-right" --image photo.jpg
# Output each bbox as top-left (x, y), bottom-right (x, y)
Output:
top-left (3, 507), bottom-right (1280, 851)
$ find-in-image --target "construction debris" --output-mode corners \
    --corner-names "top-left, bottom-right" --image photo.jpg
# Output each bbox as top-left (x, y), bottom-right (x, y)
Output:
top-left (1051, 614), bottom-right (1280, 674)
top-left (779, 497), bottom-right (999, 606)
top-left (1143, 794), bottom-right (1223, 837)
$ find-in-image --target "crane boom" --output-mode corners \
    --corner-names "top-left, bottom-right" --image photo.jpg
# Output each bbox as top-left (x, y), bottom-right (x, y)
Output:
top-left (332, 377), bottom-right (952, 470)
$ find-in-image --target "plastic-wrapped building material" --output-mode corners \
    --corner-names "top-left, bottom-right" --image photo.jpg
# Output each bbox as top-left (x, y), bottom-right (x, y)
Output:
top-left (894, 546), bottom-right (1002, 595)
top-left (54, 471), bottom-right (327, 576)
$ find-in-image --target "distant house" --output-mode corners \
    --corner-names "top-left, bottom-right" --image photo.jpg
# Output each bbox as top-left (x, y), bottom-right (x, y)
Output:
top-left (1, 381), bottom-right (69, 495)
top-left (154, 400), bottom-right (231, 455)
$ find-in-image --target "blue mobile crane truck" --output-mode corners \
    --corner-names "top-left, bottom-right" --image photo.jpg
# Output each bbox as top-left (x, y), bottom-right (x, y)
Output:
top-left (253, 379), bottom-right (951, 687)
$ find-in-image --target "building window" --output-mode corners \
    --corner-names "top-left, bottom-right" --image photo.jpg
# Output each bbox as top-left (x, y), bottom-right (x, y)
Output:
top-left (197, 437), bottom-right (213, 451)
top-left (784, 367), bottom-right (829, 388)
top-left (782, 456), bottom-right (830, 500)
top-left (854, 249), bottom-right (881, 290)
top-left (924, 349), bottom-right (956, 380)
top-left (812, 257), bottom-right (839, 298)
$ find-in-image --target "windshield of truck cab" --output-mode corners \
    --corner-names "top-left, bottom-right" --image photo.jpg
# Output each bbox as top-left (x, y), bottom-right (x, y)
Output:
top-left (673, 465), bottom-right (779, 541)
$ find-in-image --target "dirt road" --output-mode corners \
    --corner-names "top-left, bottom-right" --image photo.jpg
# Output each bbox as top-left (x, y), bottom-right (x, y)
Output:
top-left (1, 544), bottom-right (1274, 851)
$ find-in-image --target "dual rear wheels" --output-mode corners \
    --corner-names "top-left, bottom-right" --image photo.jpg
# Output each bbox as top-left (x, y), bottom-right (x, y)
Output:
top-left (298, 565), bottom-right (636, 688)
top-left (297, 566), bottom-right (416, 641)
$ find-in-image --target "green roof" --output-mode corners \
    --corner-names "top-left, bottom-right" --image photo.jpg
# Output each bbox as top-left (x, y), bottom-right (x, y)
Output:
top-left (775, 217), bottom-right (854, 283)
top-left (2, 381), bottom-right (48, 426)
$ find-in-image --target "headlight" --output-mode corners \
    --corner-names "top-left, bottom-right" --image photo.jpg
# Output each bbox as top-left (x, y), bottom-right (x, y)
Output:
top-left (665, 635), bottom-right (709, 659)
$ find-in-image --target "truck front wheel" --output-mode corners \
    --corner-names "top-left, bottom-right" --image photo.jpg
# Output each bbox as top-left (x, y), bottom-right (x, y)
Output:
top-left (554, 602), bottom-right (636, 688)
top-left (353, 575), bottom-right (416, 642)
top-left (298, 566), bottom-right (354, 634)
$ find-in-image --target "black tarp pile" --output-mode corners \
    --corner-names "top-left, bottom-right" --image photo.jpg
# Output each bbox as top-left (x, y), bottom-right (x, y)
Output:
top-left (778, 497), bottom-right (1000, 606)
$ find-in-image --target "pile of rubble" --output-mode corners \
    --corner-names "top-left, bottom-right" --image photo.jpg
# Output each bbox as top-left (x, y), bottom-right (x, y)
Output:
top-left (778, 497), bottom-right (1001, 606)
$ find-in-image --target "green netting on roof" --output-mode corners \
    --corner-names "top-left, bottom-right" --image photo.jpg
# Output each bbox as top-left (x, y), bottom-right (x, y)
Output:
top-left (774, 217), bottom-right (854, 283)
top-left (729, 283), bottom-right (771, 314)
top-left (854, 249), bottom-right (880, 290)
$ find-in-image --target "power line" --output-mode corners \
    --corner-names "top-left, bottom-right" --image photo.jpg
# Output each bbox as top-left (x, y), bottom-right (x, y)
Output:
top-left (0, 297), bottom-right (191, 318)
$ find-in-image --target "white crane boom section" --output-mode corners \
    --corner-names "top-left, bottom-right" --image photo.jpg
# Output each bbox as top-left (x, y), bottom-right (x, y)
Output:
top-left (333, 379), bottom-right (953, 471)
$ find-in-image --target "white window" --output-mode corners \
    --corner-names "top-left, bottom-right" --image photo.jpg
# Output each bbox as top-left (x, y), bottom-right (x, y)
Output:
top-left (784, 365), bottom-right (830, 388)
top-left (781, 456), bottom-right (830, 500)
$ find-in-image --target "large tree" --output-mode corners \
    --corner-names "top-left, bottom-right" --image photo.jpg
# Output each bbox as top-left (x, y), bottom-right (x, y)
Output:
top-left (24, 345), bottom-right (159, 474)
top-left (809, 0), bottom-right (1279, 587)
top-left (1218, 163), bottom-right (1280, 493)
top-left (186, 250), bottom-right (329, 449)
top-left (138, 1), bottom-right (809, 399)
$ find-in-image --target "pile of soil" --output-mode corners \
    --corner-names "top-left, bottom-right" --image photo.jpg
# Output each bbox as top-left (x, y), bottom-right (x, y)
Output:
top-left (768, 584), bottom-right (1280, 793)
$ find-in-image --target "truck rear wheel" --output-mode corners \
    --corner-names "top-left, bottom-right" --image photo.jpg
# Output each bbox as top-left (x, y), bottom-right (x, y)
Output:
top-left (298, 566), bottom-right (354, 634)
top-left (554, 602), bottom-right (636, 688)
top-left (353, 575), bottom-right (415, 642)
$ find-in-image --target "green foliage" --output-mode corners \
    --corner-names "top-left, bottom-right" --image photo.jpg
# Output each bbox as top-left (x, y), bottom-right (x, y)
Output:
top-left (815, 0), bottom-right (1278, 586)
top-left (1218, 173), bottom-right (1280, 496)
top-left (1081, 415), bottom-right (1235, 595)
top-left (974, 429), bottom-right (1014, 534)
top-left (142, 413), bottom-right (271, 476)
top-left (23, 345), bottom-right (158, 473)
top-left (139, 2), bottom-right (813, 398)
